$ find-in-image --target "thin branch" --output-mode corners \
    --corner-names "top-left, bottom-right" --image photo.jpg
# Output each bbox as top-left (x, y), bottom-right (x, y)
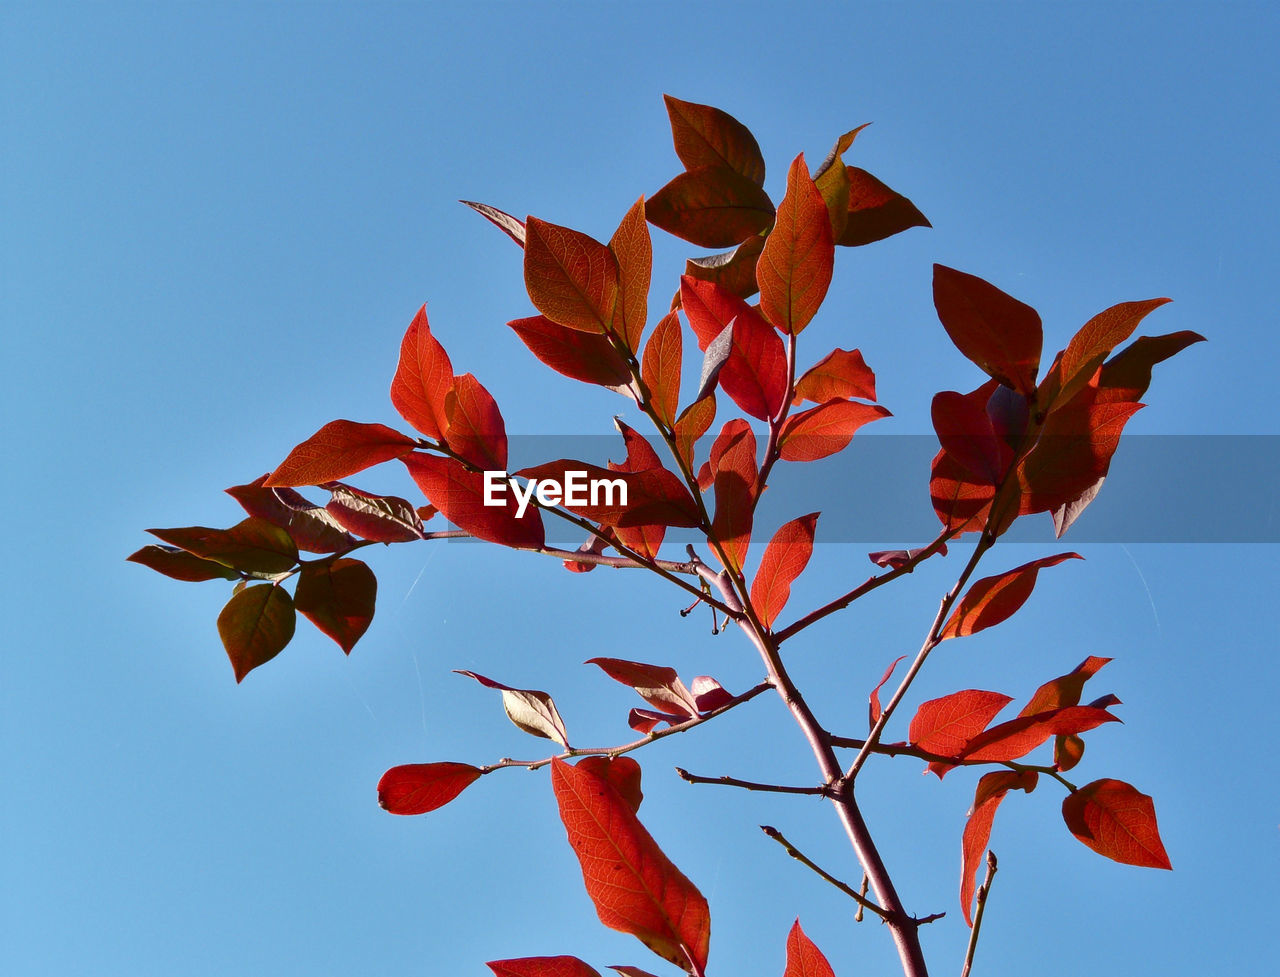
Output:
top-left (676, 768), bottom-right (827, 795)
top-left (829, 735), bottom-right (1080, 791)
top-left (760, 825), bottom-right (891, 921)
top-left (855, 874), bottom-right (870, 923)
top-left (961, 851), bottom-right (998, 977)
top-left (476, 680), bottom-right (772, 773)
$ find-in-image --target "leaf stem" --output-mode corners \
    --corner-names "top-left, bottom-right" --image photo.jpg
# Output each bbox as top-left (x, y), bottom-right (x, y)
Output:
top-left (828, 735), bottom-right (1079, 791)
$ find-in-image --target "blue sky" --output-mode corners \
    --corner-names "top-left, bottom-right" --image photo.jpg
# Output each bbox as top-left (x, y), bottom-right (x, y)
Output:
top-left (3, 2), bottom-right (1277, 975)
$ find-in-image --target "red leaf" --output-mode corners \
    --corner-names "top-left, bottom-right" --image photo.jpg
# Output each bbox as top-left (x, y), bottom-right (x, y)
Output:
top-left (378, 762), bottom-right (483, 816)
top-left (941, 552), bottom-right (1082, 640)
top-left (640, 311), bottom-right (683, 428)
top-left (1096, 330), bottom-right (1205, 403)
top-left (1020, 656), bottom-right (1111, 717)
top-left (945, 704), bottom-right (1121, 769)
top-left (783, 919), bottom-right (836, 977)
top-left (680, 277), bottom-right (787, 420)
top-left (648, 165), bottom-right (775, 248)
top-left (294, 557), bottom-right (376, 653)
top-left (610, 197), bottom-right (652, 351)
top-left (758, 154), bottom-right (834, 336)
top-left (455, 670), bottom-right (570, 748)
top-left (1042, 298), bottom-right (1172, 410)
top-left (868, 655), bottom-right (906, 729)
top-left (587, 658), bottom-right (699, 720)
top-left (217, 584), bottom-right (296, 682)
top-left (709, 420), bottom-right (758, 571)
top-left (778, 400), bottom-right (890, 462)
top-left (793, 348), bottom-right (876, 404)
top-left (390, 305), bottom-right (456, 441)
top-left (551, 757), bottom-right (710, 973)
top-left (226, 476), bottom-right (355, 553)
top-left (147, 517), bottom-right (298, 574)
top-left (933, 264), bottom-right (1042, 395)
top-left (525, 217), bottom-right (619, 334)
top-left (663, 94), bottom-right (766, 186)
top-left (264, 420), bottom-right (417, 487)
top-left (609, 421), bottom-right (671, 559)
top-left (909, 690), bottom-right (1014, 757)
top-left (127, 545), bottom-right (240, 582)
top-left (750, 512), bottom-right (819, 628)
top-left (672, 396), bottom-right (716, 471)
top-left (931, 389), bottom-right (1012, 485)
top-left (443, 372), bottom-right (508, 472)
top-left (684, 236), bottom-right (764, 300)
top-left (324, 482), bottom-right (425, 543)
top-left (628, 708), bottom-right (685, 734)
top-left (516, 459), bottom-right (701, 530)
top-left (509, 315), bottom-right (632, 390)
top-left (929, 448), bottom-right (995, 535)
top-left (461, 200), bottom-right (526, 247)
top-left (487, 958), bottom-right (602, 977)
top-left (1062, 779), bottom-right (1171, 869)
top-left (402, 453), bottom-right (545, 549)
top-left (960, 770), bottom-right (1037, 925)
top-left (813, 125), bottom-right (870, 241)
top-left (689, 675), bottom-right (734, 713)
top-left (575, 755), bottom-right (644, 815)
top-left (868, 542), bottom-right (947, 569)
top-left (839, 167), bottom-right (930, 247)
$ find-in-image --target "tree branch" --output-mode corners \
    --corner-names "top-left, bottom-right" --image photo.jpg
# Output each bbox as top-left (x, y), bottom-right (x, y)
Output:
top-left (676, 768), bottom-right (827, 795)
top-left (760, 825), bottom-right (891, 921)
top-left (961, 851), bottom-right (998, 977)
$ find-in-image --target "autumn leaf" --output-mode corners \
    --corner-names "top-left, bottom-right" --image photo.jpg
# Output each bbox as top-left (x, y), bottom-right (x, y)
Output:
top-left (839, 167), bottom-right (931, 247)
top-left (610, 197), bottom-right (652, 351)
top-left (323, 482), bottom-right (425, 543)
top-left (402, 453), bottom-right (545, 550)
top-left (390, 304), bottom-right (456, 440)
top-left (909, 690), bottom-right (1014, 757)
top-left (147, 517), bottom-right (298, 575)
top-left (683, 235), bottom-right (764, 300)
top-left (524, 217), bottom-right (619, 334)
top-left (378, 762), bottom-right (483, 815)
top-left (456, 670), bottom-right (571, 748)
top-left (709, 419), bottom-right (758, 571)
top-left (648, 165), bottom-right (775, 249)
top-left (793, 348), bottom-right (876, 405)
top-left (587, 658), bottom-right (699, 719)
top-left (961, 770), bottom-right (1037, 925)
top-left (444, 372), bottom-right (508, 472)
top-left (1020, 656), bottom-right (1112, 716)
top-left (127, 545), bottom-right (240, 582)
top-left (487, 957), bottom-right (602, 977)
top-left (868, 655), bottom-right (906, 729)
top-left (640, 311), bottom-right (682, 428)
top-left (551, 758), bottom-right (711, 973)
top-left (516, 459), bottom-right (700, 530)
top-left (575, 755), bottom-right (644, 815)
top-left (294, 557), bottom-right (376, 653)
top-left (461, 200), bottom-right (526, 247)
top-left (663, 94), bottom-right (766, 186)
top-left (225, 476), bottom-right (355, 553)
top-left (264, 420), bottom-right (418, 487)
top-left (217, 583), bottom-right (296, 682)
top-left (933, 264), bottom-right (1042, 395)
top-left (509, 315), bottom-right (633, 390)
top-left (758, 154), bottom-right (834, 336)
top-left (941, 552), bottom-right (1082, 640)
top-left (783, 919), bottom-right (836, 977)
top-left (778, 400), bottom-right (890, 462)
top-left (1041, 298), bottom-right (1172, 410)
top-left (750, 512), bottom-right (819, 628)
top-left (1062, 779), bottom-right (1171, 869)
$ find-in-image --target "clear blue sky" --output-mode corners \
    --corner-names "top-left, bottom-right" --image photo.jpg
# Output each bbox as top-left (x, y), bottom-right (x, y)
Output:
top-left (3, 2), bottom-right (1276, 975)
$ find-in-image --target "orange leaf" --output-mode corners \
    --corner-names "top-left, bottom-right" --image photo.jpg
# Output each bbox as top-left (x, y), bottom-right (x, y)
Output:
top-left (909, 690), bottom-right (1014, 757)
top-left (524, 217), bottom-right (619, 334)
top-left (647, 165), bottom-right (775, 249)
top-left (960, 770), bottom-right (1037, 925)
top-left (609, 420), bottom-right (671, 559)
top-left (216, 583), bottom-right (296, 683)
top-left (1019, 656), bottom-right (1111, 717)
top-left (377, 762), bottom-right (482, 815)
top-left (933, 264), bottom-right (1042, 395)
top-left (683, 235), bottom-right (764, 300)
top-left (778, 400), bottom-right (890, 462)
top-left (264, 420), bottom-right (417, 487)
top-left (390, 304), bottom-right (456, 440)
top-left (812, 125), bottom-right (870, 241)
top-left (640, 311), bottom-right (683, 428)
top-left (839, 167), bottom-right (930, 247)
top-left (709, 420), bottom-right (758, 571)
top-left (868, 655), bottom-right (906, 730)
top-left (750, 512), bottom-right (819, 628)
top-left (444, 373), bottom-right (508, 472)
top-left (1096, 329), bottom-right (1205, 403)
top-left (758, 154), bottom-right (834, 336)
top-left (1042, 298), bottom-right (1172, 410)
top-left (939, 704), bottom-right (1120, 772)
top-left (516, 459), bottom-right (700, 530)
top-left (929, 448), bottom-right (995, 535)
top-left (402, 453), bottom-right (545, 550)
top-left (783, 919), bottom-right (836, 977)
top-left (672, 396), bottom-right (716, 472)
top-left (793, 348), bottom-right (876, 404)
top-left (1062, 778), bottom-right (1171, 869)
top-left (663, 94), bottom-right (766, 186)
top-left (941, 553), bottom-right (1082, 640)
top-left (551, 758), bottom-right (711, 973)
top-left (610, 197), bottom-right (652, 351)
top-left (294, 557), bottom-right (376, 654)
top-left (508, 315), bottom-right (632, 390)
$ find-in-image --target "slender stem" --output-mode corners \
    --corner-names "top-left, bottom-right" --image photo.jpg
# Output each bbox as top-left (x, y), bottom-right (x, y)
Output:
top-left (477, 680), bottom-right (772, 773)
top-left (760, 825), bottom-right (890, 920)
top-left (845, 533), bottom-right (994, 781)
top-left (961, 851), bottom-right (998, 977)
top-left (828, 736), bottom-right (1080, 791)
top-left (676, 768), bottom-right (827, 795)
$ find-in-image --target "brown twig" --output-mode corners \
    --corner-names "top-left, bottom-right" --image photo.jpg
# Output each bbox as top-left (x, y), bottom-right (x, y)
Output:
top-left (961, 851), bottom-right (998, 977)
top-left (676, 768), bottom-right (827, 795)
top-left (760, 825), bottom-right (891, 921)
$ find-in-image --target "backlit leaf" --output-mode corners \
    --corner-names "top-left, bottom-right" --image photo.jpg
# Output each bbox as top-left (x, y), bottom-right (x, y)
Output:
top-left (587, 658), bottom-right (699, 719)
top-left (487, 957), bottom-right (602, 977)
top-left (456, 670), bottom-right (570, 748)
top-left (444, 372), bottom-right (508, 472)
top-left (663, 94), bottom-right (766, 186)
top-left (778, 400), bottom-right (890, 462)
top-left (689, 676), bottom-right (734, 713)
top-left (551, 758), bottom-right (711, 972)
top-left (226, 476), bottom-right (354, 553)
top-left (941, 553), bottom-right (1082, 640)
top-left (783, 919), bottom-right (836, 977)
top-left (461, 200), bottom-right (526, 247)
top-left (575, 755), bottom-right (644, 815)
top-left (750, 512), bottom-right (819, 628)
top-left (390, 304), bottom-right (456, 441)
top-left (294, 557), bottom-right (376, 653)
top-left (672, 396), bottom-right (716, 471)
top-left (324, 482), bottom-right (425, 543)
top-left (960, 770), bottom-right (1037, 925)
top-left (1042, 298), bottom-right (1172, 410)
top-left (709, 420), bottom-right (758, 571)
top-left (1096, 330), bottom-right (1206, 403)
top-left (217, 583), bottom-right (296, 682)
top-left (868, 655), bottom-right (906, 729)
top-left (610, 197), bottom-right (652, 351)
top-left (1062, 778), bottom-right (1171, 869)
top-left (839, 167), bottom-right (930, 247)
top-left (933, 264), bottom-right (1042, 395)
top-left (378, 762), bottom-right (483, 815)
top-left (127, 545), bottom-right (240, 582)
top-left (640, 311), bottom-right (682, 428)
top-left (1019, 656), bottom-right (1111, 717)
top-left (937, 704), bottom-right (1120, 772)
top-left (793, 348), bottom-right (876, 405)
top-left (609, 420), bottom-right (671, 559)
top-left (509, 315), bottom-right (633, 390)
top-left (1017, 397), bottom-right (1143, 515)
top-left (931, 389), bottom-right (1012, 485)
top-left (684, 235), bottom-right (764, 300)
top-left (516, 459), bottom-right (700, 529)
top-left (525, 217), bottom-right (619, 335)
top-left (929, 448), bottom-right (995, 535)
top-left (909, 690), bottom-right (1014, 757)
top-left (264, 420), bottom-right (417, 487)
top-left (148, 517), bottom-right (298, 574)
top-left (758, 154), bottom-right (834, 336)
top-left (648, 165), bottom-right (775, 249)
top-left (813, 125), bottom-right (870, 241)
top-left (402, 453), bottom-right (545, 550)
